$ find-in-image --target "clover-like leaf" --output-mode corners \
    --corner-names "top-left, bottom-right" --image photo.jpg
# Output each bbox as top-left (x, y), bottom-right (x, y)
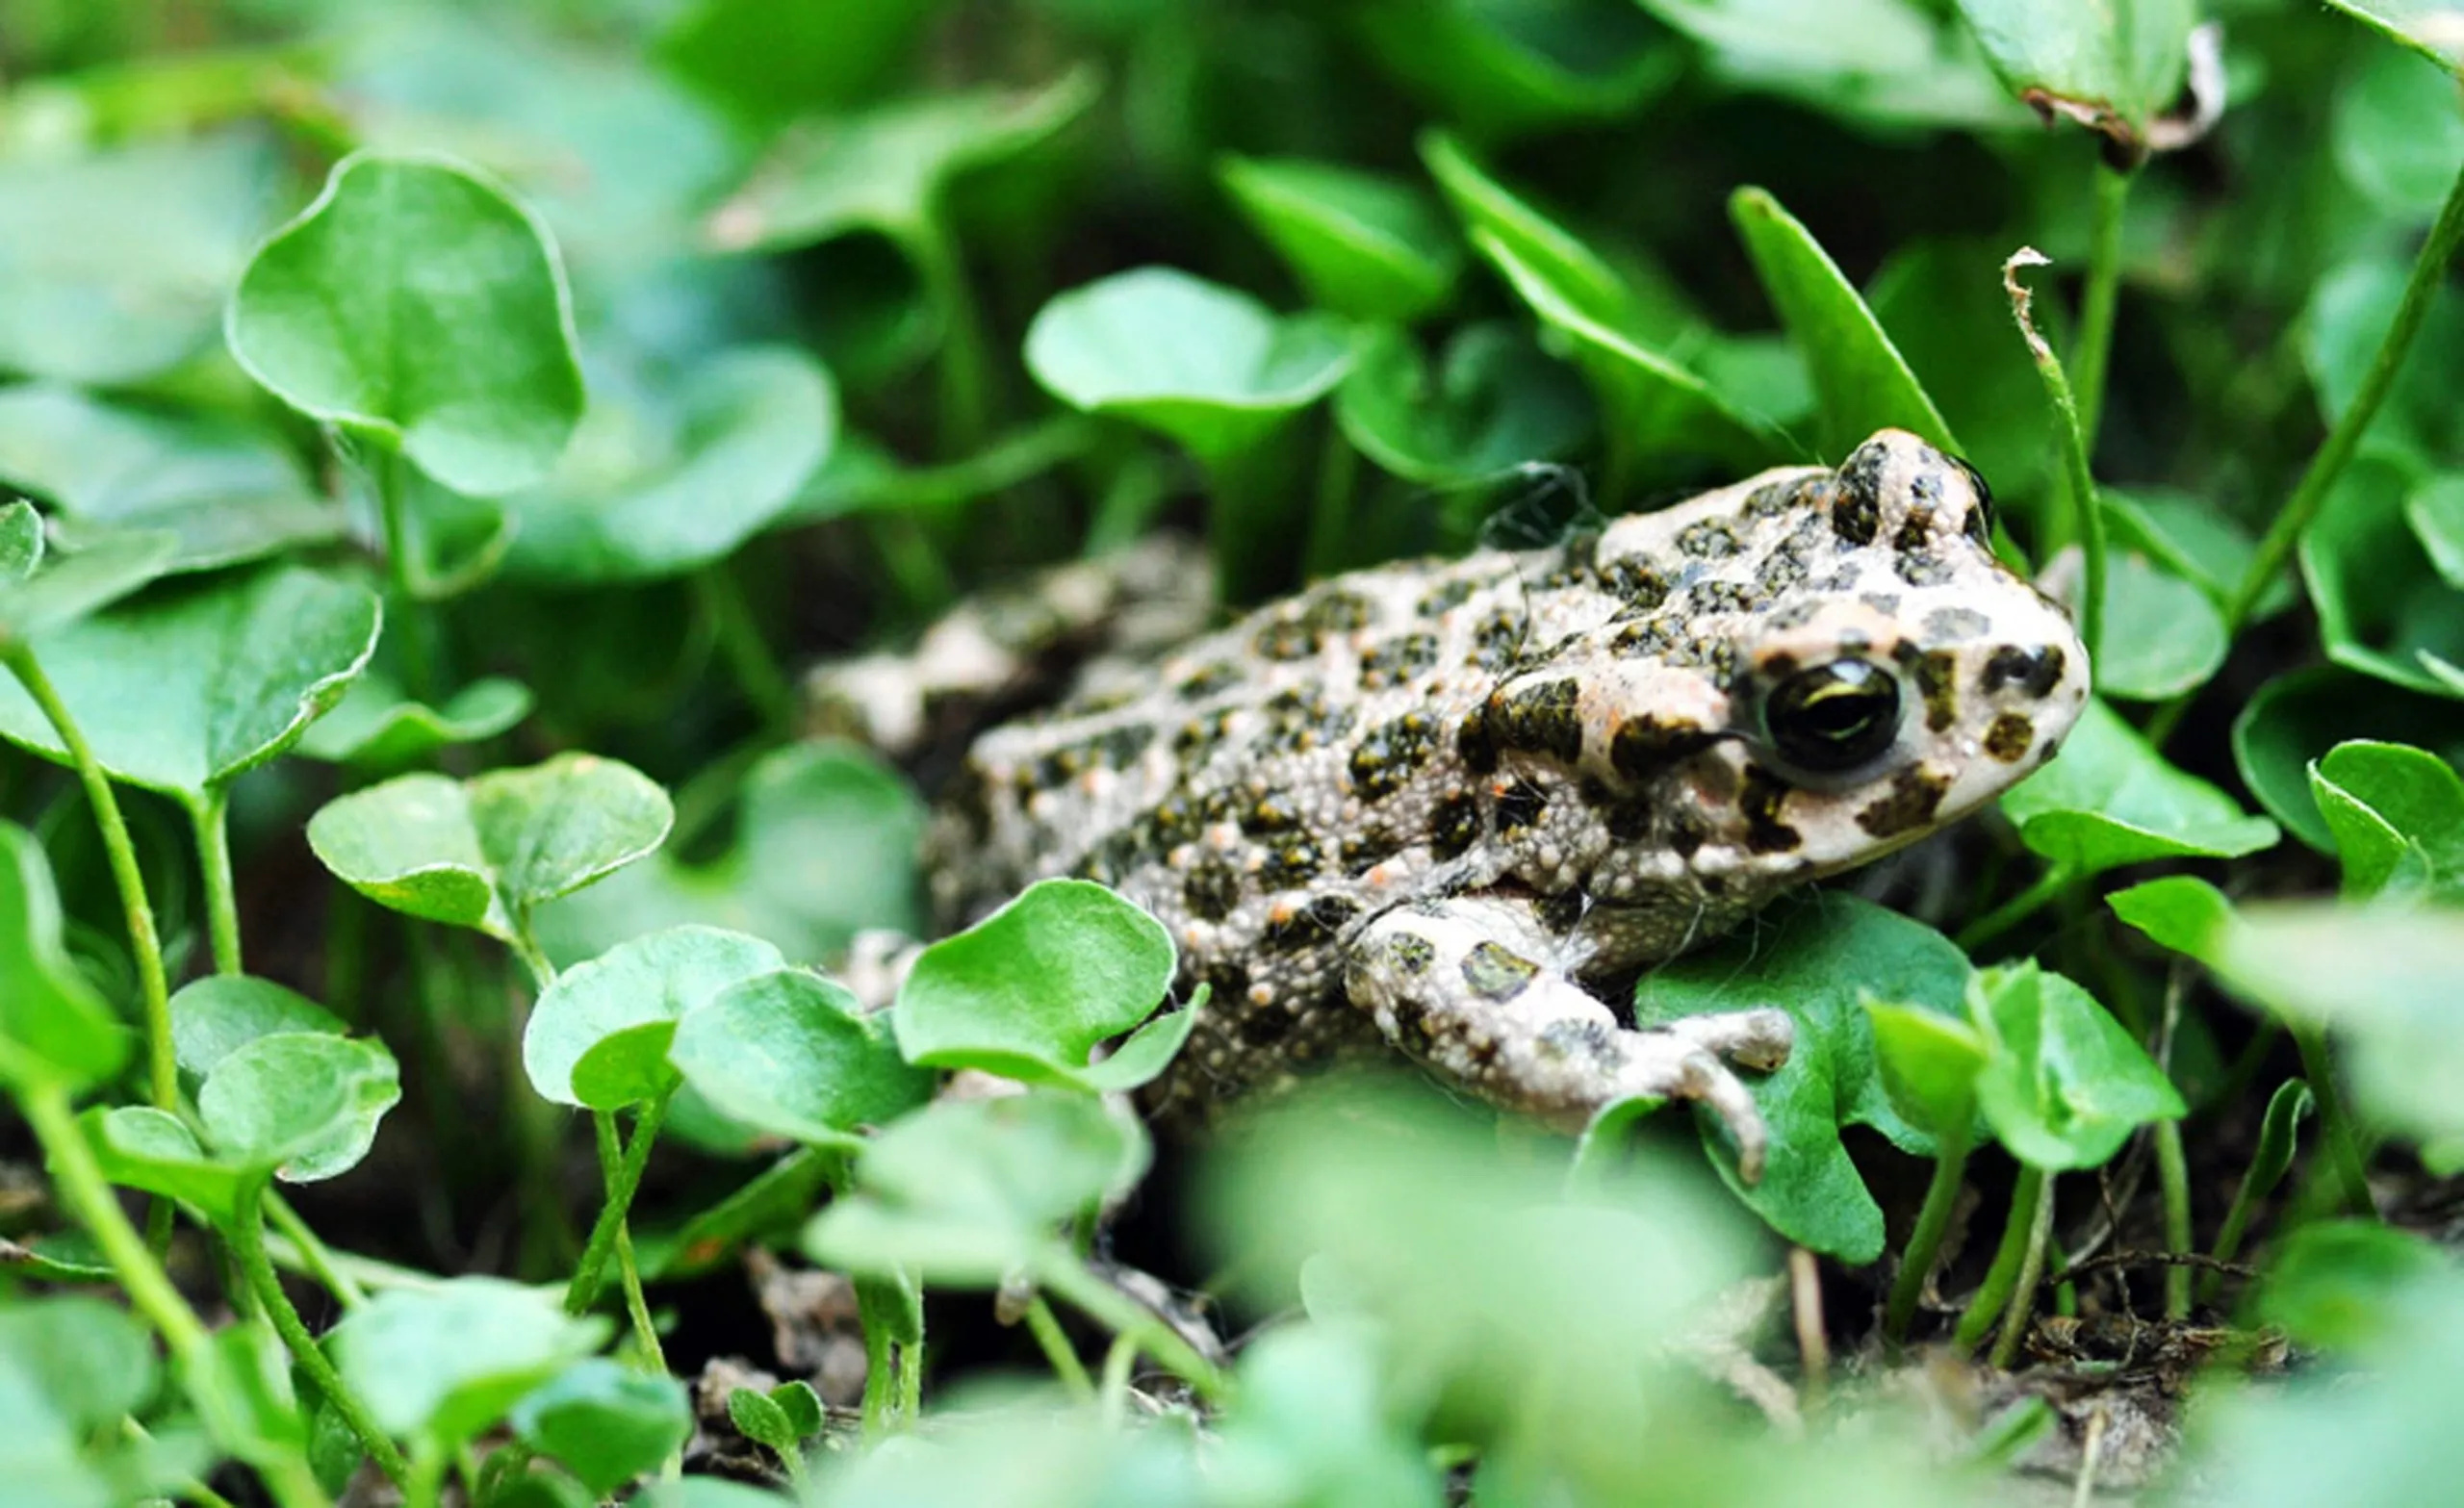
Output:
top-left (0, 132), bottom-right (278, 385)
top-left (1969, 962), bottom-right (2185, 1171)
top-left (2311, 740), bottom-right (2464, 901)
top-left (170, 976), bottom-right (348, 1081)
top-left (0, 566), bottom-right (378, 804)
top-left (2093, 549), bottom-right (2229, 701)
top-left (197, 1032), bottom-right (401, 1184)
top-left (295, 671), bottom-right (532, 767)
top-left (1953, 0), bottom-right (2197, 159)
top-left (0, 529), bottom-right (179, 652)
top-left (503, 346), bottom-right (836, 583)
top-left (509, 1359), bottom-right (692, 1497)
top-left (2000, 698), bottom-right (2280, 873)
top-left (805, 1090), bottom-right (1148, 1286)
top-left (0, 824), bottom-right (129, 1094)
top-left (1864, 999), bottom-right (1989, 1140)
top-left (525, 927), bottom-right (784, 1109)
top-left (334, 1279), bottom-right (609, 1446)
top-left (893, 879), bottom-right (1189, 1095)
top-left (1025, 268), bottom-right (1355, 473)
top-left (227, 151), bottom-right (584, 497)
top-left (1351, 0), bottom-right (1680, 140)
top-left (307, 754), bottom-right (673, 940)
top-left (1335, 321), bottom-right (1593, 486)
top-left (2303, 456), bottom-right (2464, 698)
top-left (535, 742), bottom-right (923, 969)
top-left (2333, 42), bottom-right (2464, 221)
top-left (83, 1107), bottom-right (246, 1226)
top-left (1219, 156), bottom-right (1463, 323)
top-left (668, 968), bottom-right (933, 1146)
top-left (2234, 668), bottom-right (2464, 852)
top-left (1729, 186), bottom-right (1958, 460)
top-left (1632, 891), bottom-right (1974, 1262)
top-left (2326, 0), bottom-right (2464, 75)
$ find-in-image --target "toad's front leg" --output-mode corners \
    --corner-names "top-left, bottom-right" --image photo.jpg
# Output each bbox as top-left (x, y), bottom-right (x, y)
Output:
top-left (1343, 895), bottom-right (1794, 1180)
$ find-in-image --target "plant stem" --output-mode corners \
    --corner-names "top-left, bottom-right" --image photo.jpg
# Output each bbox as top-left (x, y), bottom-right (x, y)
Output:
top-left (2290, 1025), bottom-right (2374, 1217)
top-left (1989, 1168), bottom-right (2056, 1369)
top-left (370, 447), bottom-right (436, 702)
top-left (2154, 1121), bottom-right (2193, 1319)
top-left (265, 1189), bottom-right (367, 1309)
top-left (693, 567), bottom-right (794, 738)
top-left (566, 1089), bottom-right (673, 1316)
top-left (3, 649), bottom-right (178, 1117)
top-left (1036, 1256), bottom-right (1229, 1403)
top-left (1956, 865), bottom-right (2073, 954)
top-left (404, 1439), bottom-right (448, 1508)
top-left (1097, 1334), bottom-right (1139, 1428)
top-left (191, 788), bottom-right (244, 976)
top-left (612, 1222), bottom-right (667, 1373)
top-left (2071, 165), bottom-right (2134, 447)
top-left (1885, 1112), bottom-right (1973, 1344)
top-left (1953, 1164), bottom-right (2044, 1352)
top-left (232, 1181), bottom-right (410, 1484)
top-left (911, 219), bottom-right (993, 459)
top-left (1022, 1294), bottom-right (1096, 1402)
top-left (2005, 251), bottom-right (2107, 666)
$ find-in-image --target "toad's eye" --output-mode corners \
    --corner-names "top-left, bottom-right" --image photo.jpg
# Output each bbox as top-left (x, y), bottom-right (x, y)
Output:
top-left (1764, 659), bottom-right (1901, 775)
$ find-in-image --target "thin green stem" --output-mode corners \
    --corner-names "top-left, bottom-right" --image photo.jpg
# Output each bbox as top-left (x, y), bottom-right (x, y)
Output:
top-left (404, 1439), bottom-right (448, 1508)
top-left (1097, 1333), bottom-right (1139, 1428)
top-left (232, 1181), bottom-right (410, 1485)
top-left (1022, 1294), bottom-right (1096, 1402)
top-left (4, 649), bottom-right (178, 1116)
top-left (612, 1222), bottom-right (667, 1373)
top-left (191, 788), bottom-right (244, 976)
top-left (693, 567), bottom-right (794, 738)
top-left (911, 220), bottom-right (993, 458)
top-left (2005, 251), bottom-right (2107, 666)
top-left (566, 1088), bottom-right (673, 1316)
top-left (2154, 1121), bottom-right (2193, 1319)
top-left (265, 1190), bottom-right (367, 1309)
top-left (371, 447), bottom-right (435, 702)
top-left (2071, 165), bottom-right (2135, 447)
top-left (1956, 865), bottom-right (2074, 954)
top-left (1036, 1256), bottom-right (1229, 1403)
top-left (1884, 1112), bottom-right (1973, 1344)
top-left (2291, 1026), bottom-right (2374, 1217)
top-left (1989, 1169), bottom-right (2057, 1369)
top-left (1954, 1164), bottom-right (2044, 1352)
top-left (2202, 1079), bottom-right (2314, 1305)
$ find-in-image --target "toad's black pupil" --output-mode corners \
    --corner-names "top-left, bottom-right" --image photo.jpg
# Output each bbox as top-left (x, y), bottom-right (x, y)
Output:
top-left (1765, 660), bottom-right (1901, 774)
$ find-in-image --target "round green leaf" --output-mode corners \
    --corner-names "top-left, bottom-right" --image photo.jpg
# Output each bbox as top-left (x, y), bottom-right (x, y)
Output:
top-left (1999, 698), bottom-right (2280, 874)
top-left (295, 671), bottom-right (532, 767)
top-left (524, 926), bottom-right (784, 1108)
top-left (1219, 155), bottom-right (1463, 323)
top-left (2311, 739), bottom-right (2464, 901)
top-left (1638, 0), bottom-right (2018, 128)
top-left (1728, 186), bottom-right (1958, 461)
top-left (1952, 0), bottom-right (2194, 155)
top-left (509, 1359), bottom-right (692, 1497)
top-left (2234, 667), bottom-right (2464, 853)
top-left (1335, 321), bottom-right (1592, 485)
top-left (333, 1279), bottom-right (609, 1446)
top-left (227, 151), bottom-right (585, 498)
top-left (1970, 963), bottom-right (2185, 1170)
top-left (2302, 456), bottom-right (2464, 698)
top-left (0, 132), bottom-right (278, 385)
top-left (197, 1031), bottom-right (401, 1183)
top-left (0, 823), bottom-right (129, 1093)
top-left (171, 976), bottom-right (347, 1080)
top-left (0, 565), bottom-right (378, 802)
top-left (2093, 549), bottom-right (2229, 701)
top-left (2303, 262), bottom-right (2464, 459)
top-left (307, 754), bottom-right (673, 939)
top-left (503, 346), bottom-right (835, 583)
top-left (2107, 874), bottom-right (2238, 961)
top-left (893, 879), bottom-right (1183, 1093)
top-left (0, 528), bottom-right (179, 652)
top-left (668, 968), bottom-right (933, 1145)
top-left (1863, 999), bottom-right (1988, 1139)
top-left (2333, 42), bottom-right (2464, 218)
top-left (1024, 268), bottom-right (1355, 471)
top-left (2325, 0), bottom-right (2464, 75)
top-left (84, 1106), bottom-right (246, 1226)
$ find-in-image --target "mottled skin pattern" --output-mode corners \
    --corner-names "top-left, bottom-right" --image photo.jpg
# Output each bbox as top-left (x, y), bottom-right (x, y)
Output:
top-left (816, 432), bottom-right (2091, 1174)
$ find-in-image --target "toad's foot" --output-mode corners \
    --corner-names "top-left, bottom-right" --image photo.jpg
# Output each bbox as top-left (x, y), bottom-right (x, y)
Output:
top-left (1345, 894), bottom-right (1795, 1181)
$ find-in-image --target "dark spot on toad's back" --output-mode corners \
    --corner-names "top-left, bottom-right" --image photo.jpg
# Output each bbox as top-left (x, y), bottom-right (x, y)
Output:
top-left (1489, 677), bottom-right (1584, 762)
top-left (1175, 660), bottom-right (1242, 700)
top-left (1740, 764), bottom-right (1802, 854)
top-left (1349, 713), bottom-right (1441, 800)
top-left (1341, 830), bottom-right (1405, 874)
top-left (1431, 793), bottom-right (1483, 860)
top-left (1461, 941), bottom-right (1539, 1001)
top-left (1184, 856), bottom-right (1243, 921)
top-left (1610, 714), bottom-right (1718, 783)
top-left (1535, 889), bottom-right (1587, 933)
top-left (1678, 519), bottom-right (1742, 558)
top-left (1360, 631), bottom-right (1440, 689)
top-left (1893, 511), bottom-right (1935, 554)
top-left (1602, 555), bottom-right (1669, 609)
top-left (1454, 703), bottom-right (1499, 775)
top-left (1835, 450), bottom-right (1884, 544)
top-left (1496, 778), bottom-right (1550, 834)
top-left (1469, 609), bottom-right (1526, 673)
top-left (1982, 644), bottom-right (2066, 698)
top-left (1252, 611), bottom-right (1318, 661)
top-left (1303, 588), bottom-right (1375, 634)
top-left (1924, 606), bottom-right (1991, 643)
top-left (1264, 893), bottom-right (1360, 950)
top-left (1387, 933), bottom-right (1436, 976)
top-left (1259, 839), bottom-right (1323, 886)
top-left (1856, 765), bottom-right (1951, 839)
top-left (1984, 712), bottom-right (2035, 763)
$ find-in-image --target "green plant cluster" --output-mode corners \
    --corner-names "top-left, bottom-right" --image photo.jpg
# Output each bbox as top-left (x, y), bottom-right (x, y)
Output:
top-left (5, 0), bottom-right (2464, 1504)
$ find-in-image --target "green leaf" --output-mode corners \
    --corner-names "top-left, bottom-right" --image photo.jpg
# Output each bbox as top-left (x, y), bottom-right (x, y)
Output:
top-left (659, 0), bottom-right (941, 125)
top-left (0, 132), bottom-right (278, 385)
top-left (2301, 455), bottom-right (2464, 698)
top-left (1211, 1321), bottom-right (1444, 1508)
top-left (295, 672), bottom-right (532, 767)
top-left (893, 880), bottom-right (1186, 1094)
top-left (0, 1296), bottom-right (156, 1435)
top-left (726, 1387), bottom-right (796, 1452)
top-left (705, 70), bottom-right (1098, 252)
top-left (333, 1279), bottom-right (608, 1446)
top-left (524, 926), bottom-right (784, 1109)
top-left (1349, 0), bottom-right (1681, 141)
top-left (2332, 41), bottom-right (2464, 220)
top-left (2107, 874), bottom-right (2239, 960)
top-left (0, 500), bottom-right (37, 584)
top-left (2303, 263), bottom-right (2464, 460)
top-left (197, 1032), bottom-right (401, 1183)
top-left (227, 151), bottom-right (585, 498)
top-left (1968, 962), bottom-right (2185, 1171)
top-left (0, 566), bottom-right (379, 801)
top-left (2323, 0), bottom-right (2464, 75)
top-left (2408, 473), bottom-right (2464, 587)
top-left (668, 968), bottom-right (933, 1146)
top-left (503, 346), bottom-right (836, 583)
top-left (1728, 186), bottom-right (1957, 460)
top-left (2000, 698), bottom-right (2280, 874)
top-left (1873, 241), bottom-right (2054, 508)
top-left (2093, 549), bottom-right (2229, 701)
top-left (1632, 891), bottom-right (1974, 1262)
top-left (0, 528), bottom-right (179, 652)
top-left (2311, 740), bottom-right (2464, 900)
top-left (84, 1106), bottom-right (246, 1226)
top-left (1864, 999), bottom-right (1989, 1139)
top-left (307, 754), bottom-right (673, 940)
top-left (1219, 156), bottom-right (1463, 323)
top-left (805, 1090), bottom-right (1148, 1286)
top-left (509, 1359), bottom-right (692, 1497)
top-left (0, 823), bottom-right (129, 1093)
top-left (1334, 322), bottom-right (1593, 485)
top-left (768, 1380), bottom-right (822, 1440)
top-left (2234, 668), bottom-right (2464, 852)
top-left (2253, 1219), bottom-right (2453, 1352)
top-left (1024, 268), bottom-right (1355, 473)
top-left (0, 385), bottom-right (343, 575)
top-left (534, 742), bottom-right (923, 969)
top-left (170, 976), bottom-right (347, 1080)
top-left (1636, 0), bottom-right (2019, 129)
top-left (1952, 0), bottom-right (2195, 154)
